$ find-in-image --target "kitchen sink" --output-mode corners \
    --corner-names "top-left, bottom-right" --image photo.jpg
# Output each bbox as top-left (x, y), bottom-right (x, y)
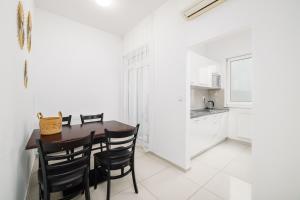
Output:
top-left (190, 108), bottom-right (229, 118)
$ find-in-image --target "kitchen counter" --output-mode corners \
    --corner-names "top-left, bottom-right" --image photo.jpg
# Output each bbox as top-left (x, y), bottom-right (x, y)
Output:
top-left (190, 108), bottom-right (229, 118)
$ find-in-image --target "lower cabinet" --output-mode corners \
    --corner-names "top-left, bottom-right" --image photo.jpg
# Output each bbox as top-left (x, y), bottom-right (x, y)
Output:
top-left (228, 108), bottom-right (253, 142)
top-left (189, 112), bottom-right (228, 158)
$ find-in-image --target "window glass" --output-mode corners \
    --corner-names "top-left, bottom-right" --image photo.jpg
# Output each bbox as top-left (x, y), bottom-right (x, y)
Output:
top-left (230, 57), bottom-right (252, 102)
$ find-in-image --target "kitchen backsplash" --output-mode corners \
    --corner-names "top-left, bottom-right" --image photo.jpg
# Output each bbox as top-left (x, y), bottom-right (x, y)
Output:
top-left (191, 88), bottom-right (208, 109)
top-left (209, 89), bottom-right (225, 109)
top-left (191, 87), bottom-right (224, 110)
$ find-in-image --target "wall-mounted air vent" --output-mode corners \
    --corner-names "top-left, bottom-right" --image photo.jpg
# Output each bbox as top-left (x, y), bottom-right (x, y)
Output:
top-left (183, 0), bottom-right (224, 20)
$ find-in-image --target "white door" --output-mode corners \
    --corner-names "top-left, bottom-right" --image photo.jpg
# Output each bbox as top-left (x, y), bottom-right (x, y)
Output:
top-left (128, 69), bottom-right (138, 125)
top-left (128, 67), bottom-right (150, 149)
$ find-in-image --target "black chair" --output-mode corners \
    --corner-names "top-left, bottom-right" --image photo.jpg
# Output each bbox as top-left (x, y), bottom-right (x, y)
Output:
top-left (80, 113), bottom-right (104, 124)
top-left (80, 113), bottom-right (105, 152)
top-left (62, 115), bottom-right (72, 126)
top-left (93, 124), bottom-right (140, 200)
top-left (36, 132), bottom-right (95, 200)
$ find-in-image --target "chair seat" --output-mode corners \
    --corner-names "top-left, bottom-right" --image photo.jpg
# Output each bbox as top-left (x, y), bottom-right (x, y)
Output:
top-left (94, 147), bottom-right (131, 170)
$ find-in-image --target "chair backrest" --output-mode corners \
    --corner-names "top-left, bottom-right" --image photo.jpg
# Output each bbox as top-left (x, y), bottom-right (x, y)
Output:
top-left (62, 115), bottom-right (72, 126)
top-left (36, 132), bottom-right (94, 189)
top-left (80, 113), bottom-right (104, 124)
top-left (104, 124), bottom-right (139, 167)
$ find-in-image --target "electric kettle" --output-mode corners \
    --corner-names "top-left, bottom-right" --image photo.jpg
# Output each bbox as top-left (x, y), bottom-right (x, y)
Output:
top-left (206, 100), bottom-right (215, 109)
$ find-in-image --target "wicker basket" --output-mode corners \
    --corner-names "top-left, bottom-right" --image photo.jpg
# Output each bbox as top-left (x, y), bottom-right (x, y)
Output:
top-left (37, 112), bottom-right (62, 135)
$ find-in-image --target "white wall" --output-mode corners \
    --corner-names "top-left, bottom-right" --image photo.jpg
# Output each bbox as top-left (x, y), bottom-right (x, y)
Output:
top-left (203, 29), bottom-right (252, 78)
top-left (124, 1), bottom-right (189, 169)
top-left (152, 0), bottom-right (191, 169)
top-left (125, 1), bottom-right (300, 198)
top-left (185, 0), bottom-right (251, 46)
top-left (124, 0), bottom-right (252, 169)
top-left (0, 7), bottom-right (122, 199)
top-left (0, 0), bottom-right (36, 199)
top-left (32, 9), bottom-right (123, 124)
top-left (252, 0), bottom-right (300, 199)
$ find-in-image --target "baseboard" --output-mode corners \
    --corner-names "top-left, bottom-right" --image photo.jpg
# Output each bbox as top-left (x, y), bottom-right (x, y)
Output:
top-left (147, 151), bottom-right (191, 172)
top-left (24, 150), bottom-right (37, 200)
top-left (228, 136), bottom-right (252, 145)
top-left (190, 138), bottom-right (227, 160)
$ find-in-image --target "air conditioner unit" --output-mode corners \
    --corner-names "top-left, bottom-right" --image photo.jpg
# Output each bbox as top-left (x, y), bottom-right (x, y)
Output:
top-left (183, 0), bottom-right (224, 20)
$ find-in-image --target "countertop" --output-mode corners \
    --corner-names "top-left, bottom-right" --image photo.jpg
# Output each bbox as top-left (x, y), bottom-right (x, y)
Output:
top-left (190, 108), bottom-right (229, 118)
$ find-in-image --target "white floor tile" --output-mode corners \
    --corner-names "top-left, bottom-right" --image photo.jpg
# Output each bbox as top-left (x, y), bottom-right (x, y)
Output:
top-left (223, 151), bottom-right (252, 183)
top-left (96, 175), bottom-right (135, 196)
top-left (193, 140), bottom-right (249, 170)
top-left (73, 186), bottom-right (110, 200)
top-left (135, 154), bottom-right (170, 181)
top-left (90, 176), bottom-right (140, 199)
top-left (135, 146), bottom-right (148, 158)
top-left (239, 147), bottom-right (252, 160)
top-left (142, 167), bottom-right (199, 200)
top-left (193, 150), bottom-right (236, 170)
top-left (204, 173), bottom-right (251, 200)
top-left (28, 140), bottom-right (252, 200)
top-left (29, 186), bottom-right (39, 200)
top-left (112, 184), bottom-right (157, 200)
top-left (189, 189), bottom-right (223, 200)
top-left (185, 161), bottom-right (219, 186)
top-left (90, 185), bottom-right (107, 199)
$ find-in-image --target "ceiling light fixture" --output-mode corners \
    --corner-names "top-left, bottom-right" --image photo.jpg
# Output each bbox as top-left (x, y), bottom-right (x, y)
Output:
top-left (95, 0), bottom-right (112, 7)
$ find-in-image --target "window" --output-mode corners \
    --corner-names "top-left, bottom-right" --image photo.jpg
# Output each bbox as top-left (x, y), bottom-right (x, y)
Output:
top-left (226, 54), bottom-right (253, 107)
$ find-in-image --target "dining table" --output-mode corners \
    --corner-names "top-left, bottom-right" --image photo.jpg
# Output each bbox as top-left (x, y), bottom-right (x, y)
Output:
top-left (25, 120), bottom-right (135, 193)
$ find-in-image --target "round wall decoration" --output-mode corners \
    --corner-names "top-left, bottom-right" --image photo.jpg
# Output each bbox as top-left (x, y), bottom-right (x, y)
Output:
top-left (27, 11), bottom-right (32, 52)
top-left (24, 60), bottom-right (28, 88)
top-left (17, 1), bottom-right (25, 49)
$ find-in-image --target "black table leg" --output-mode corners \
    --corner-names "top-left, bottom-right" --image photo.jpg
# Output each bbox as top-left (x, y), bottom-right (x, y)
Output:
top-left (89, 168), bottom-right (106, 186)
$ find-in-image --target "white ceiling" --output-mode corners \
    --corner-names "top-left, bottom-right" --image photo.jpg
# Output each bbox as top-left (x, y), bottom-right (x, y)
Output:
top-left (35, 0), bottom-right (168, 36)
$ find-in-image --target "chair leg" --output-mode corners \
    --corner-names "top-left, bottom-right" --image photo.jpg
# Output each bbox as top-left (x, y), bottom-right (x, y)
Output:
top-left (39, 184), bottom-right (42, 200)
top-left (84, 171), bottom-right (91, 200)
top-left (94, 162), bottom-right (98, 189)
top-left (106, 169), bottom-right (111, 200)
top-left (131, 165), bottom-right (138, 194)
top-left (43, 190), bottom-right (50, 200)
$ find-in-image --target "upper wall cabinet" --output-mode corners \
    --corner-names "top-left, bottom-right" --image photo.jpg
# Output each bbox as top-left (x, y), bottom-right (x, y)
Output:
top-left (187, 51), bottom-right (221, 89)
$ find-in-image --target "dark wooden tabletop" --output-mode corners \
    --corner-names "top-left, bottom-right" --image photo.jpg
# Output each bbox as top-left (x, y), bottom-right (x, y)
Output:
top-left (25, 120), bottom-right (135, 150)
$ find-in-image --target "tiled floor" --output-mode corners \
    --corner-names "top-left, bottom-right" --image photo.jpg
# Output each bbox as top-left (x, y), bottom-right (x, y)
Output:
top-left (27, 139), bottom-right (252, 200)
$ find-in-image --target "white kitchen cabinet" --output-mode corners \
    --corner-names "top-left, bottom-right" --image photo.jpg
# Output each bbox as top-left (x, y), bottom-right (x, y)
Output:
top-left (189, 112), bottom-right (228, 158)
top-left (190, 64), bottom-right (215, 87)
top-left (188, 51), bottom-right (219, 88)
top-left (228, 108), bottom-right (253, 142)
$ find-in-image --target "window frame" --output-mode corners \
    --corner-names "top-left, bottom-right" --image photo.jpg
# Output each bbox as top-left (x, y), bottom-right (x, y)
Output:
top-left (226, 54), bottom-right (253, 108)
